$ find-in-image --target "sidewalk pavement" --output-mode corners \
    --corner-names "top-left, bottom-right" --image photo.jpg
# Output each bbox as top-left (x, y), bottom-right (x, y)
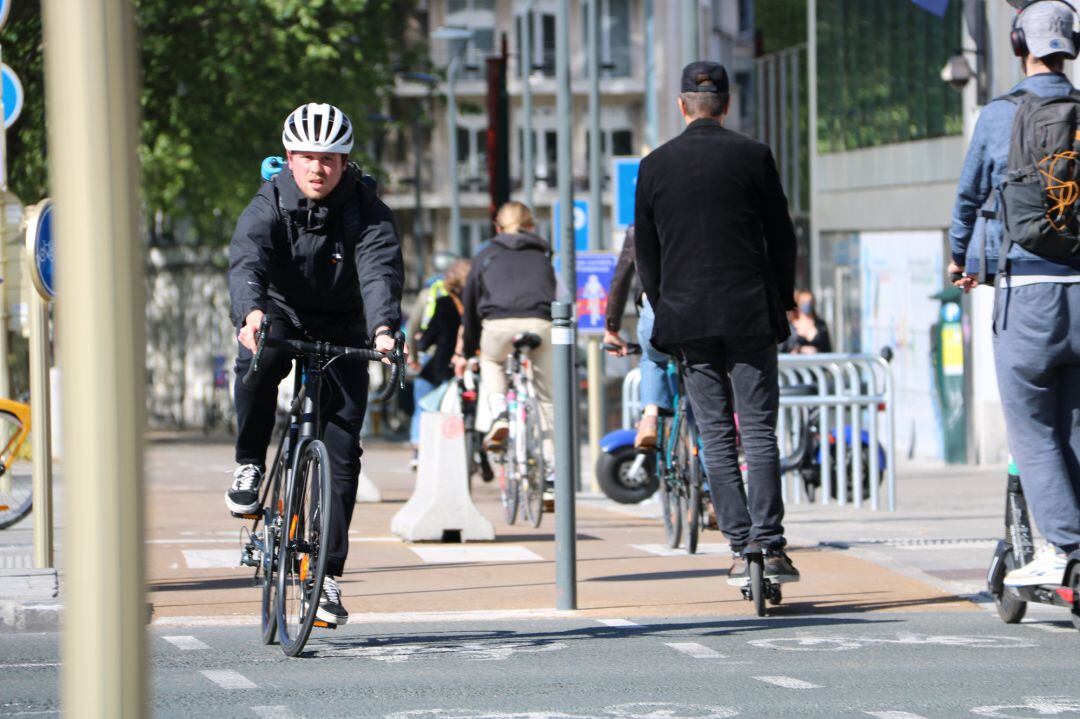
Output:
top-left (0, 437), bottom-right (1018, 632)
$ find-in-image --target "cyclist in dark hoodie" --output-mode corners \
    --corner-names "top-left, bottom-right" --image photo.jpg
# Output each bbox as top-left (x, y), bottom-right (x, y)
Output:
top-left (454, 202), bottom-right (556, 453)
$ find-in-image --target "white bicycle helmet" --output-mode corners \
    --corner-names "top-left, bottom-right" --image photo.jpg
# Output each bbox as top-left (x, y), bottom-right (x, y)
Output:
top-left (281, 102), bottom-right (354, 154)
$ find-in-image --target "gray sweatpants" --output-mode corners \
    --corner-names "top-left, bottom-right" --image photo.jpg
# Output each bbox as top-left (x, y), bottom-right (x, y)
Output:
top-left (993, 280), bottom-right (1080, 551)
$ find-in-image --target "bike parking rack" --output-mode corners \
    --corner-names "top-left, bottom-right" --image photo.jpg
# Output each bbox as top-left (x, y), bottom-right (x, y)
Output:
top-left (617, 353), bottom-right (896, 511)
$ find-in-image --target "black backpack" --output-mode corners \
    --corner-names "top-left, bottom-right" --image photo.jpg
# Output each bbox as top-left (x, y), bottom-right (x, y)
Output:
top-left (991, 89), bottom-right (1080, 277)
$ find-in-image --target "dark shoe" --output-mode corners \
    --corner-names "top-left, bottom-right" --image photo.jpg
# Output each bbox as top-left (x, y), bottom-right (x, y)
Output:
top-left (764, 548), bottom-right (800, 584)
top-left (317, 576), bottom-right (348, 625)
top-left (725, 552), bottom-right (750, 586)
top-left (634, 414), bottom-right (658, 450)
top-left (225, 464), bottom-right (264, 515)
top-left (483, 414), bottom-right (510, 452)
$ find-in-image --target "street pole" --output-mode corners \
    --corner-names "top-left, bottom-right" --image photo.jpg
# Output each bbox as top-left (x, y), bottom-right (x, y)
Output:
top-left (447, 52), bottom-right (464, 257)
top-left (42, 0), bottom-right (147, 716)
top-left (26, 239), bottom-right (52, 568)
top-left (644, 0), bottom-right (658, 152)
top-left (585, 0), bottom-right (606, 489)
top-left (554, 0), bottom-right (578, 611)
top-left (521, 1), bottom-right (535, 208)
top-left (413, 114), bottom-right (425, 288)
top-left (0, 41), bottom-right (9, 401)
top-left (683, 0), bottom-right (700, 67)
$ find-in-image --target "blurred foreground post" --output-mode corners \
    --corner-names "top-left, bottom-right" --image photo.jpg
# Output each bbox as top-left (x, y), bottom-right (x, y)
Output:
top-left (43, 0), bottom-right (147, 716)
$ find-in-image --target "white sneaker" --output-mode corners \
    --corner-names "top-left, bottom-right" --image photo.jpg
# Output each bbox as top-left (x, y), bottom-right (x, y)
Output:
top-left (1004, 544), bottom-right (1068, 587)
top-left (225, 464), bottom-right (264, 515)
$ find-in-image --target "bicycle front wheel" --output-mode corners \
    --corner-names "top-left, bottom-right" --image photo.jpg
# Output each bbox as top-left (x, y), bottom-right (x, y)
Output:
top-left (260, 444), bottom-right (287, 646)
top-left (687, 458), bottom-right (702, 555)
top-left (660, 474), bottom-right (684, 549)
top-left (521, 399), bottom-right (545, 528)
top-left (276, 439), bottom-right (332, 657)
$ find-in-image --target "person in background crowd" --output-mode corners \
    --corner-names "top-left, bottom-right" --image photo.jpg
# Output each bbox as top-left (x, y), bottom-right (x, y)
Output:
top-left (602, 225), bottom-right (674, 450)
top-left (454, 202), bottom-right (556, 457)
top-left (409, 258), bottom-right (471, 465)
top-left (789, 288), bottom-right (832, 354)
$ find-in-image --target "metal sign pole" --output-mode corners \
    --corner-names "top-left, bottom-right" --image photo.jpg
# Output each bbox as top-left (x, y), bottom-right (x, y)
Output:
top-left (554, 0), bottom-right (578, 611)
top-left (25, 233), bottom-right (52, 567)
top-left (43, 0), bottom-right (148, 715)
top-left (0, 39), bottom-right (9, 401)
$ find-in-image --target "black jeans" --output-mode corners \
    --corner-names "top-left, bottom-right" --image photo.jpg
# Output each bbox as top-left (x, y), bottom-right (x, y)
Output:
top-left (676, 335), bottom-right (784, 552)
top-left (233, 304), bottom-right (369, 577)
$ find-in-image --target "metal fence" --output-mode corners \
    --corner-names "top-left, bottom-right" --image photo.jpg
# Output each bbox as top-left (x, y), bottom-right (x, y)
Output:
top-left (618, 352), bottom-right (896, 511)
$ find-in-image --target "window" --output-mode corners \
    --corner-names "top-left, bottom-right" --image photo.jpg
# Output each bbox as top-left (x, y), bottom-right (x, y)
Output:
top-left (816, 0), bottom-right (962, 152)
top-left (456, 126), bottom-right (489, 190)
top-left (581, 0), bottom-right (631, 78)
top-left (460, 219), bottom-right (494, 257)
top-left (738, 0), bottom-right (754, 34)
top-left (585, 128), bottom-right (634, 188)
top-left (446, 0), bottom-right (497, 79)
top-left (734, 71), bottom-right (753, 121)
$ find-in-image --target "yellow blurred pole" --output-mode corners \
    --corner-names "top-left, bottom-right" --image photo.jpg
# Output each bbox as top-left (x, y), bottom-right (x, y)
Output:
top-left (42, 0), bottom-right (147, 717)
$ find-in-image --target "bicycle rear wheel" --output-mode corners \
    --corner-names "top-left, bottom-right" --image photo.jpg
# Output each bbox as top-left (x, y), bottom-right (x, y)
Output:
top-left (687, 457), bottom-right (702, 555)
top-left (660, 474), bottom-right (684, 549)
top-left (498, 454), bottom-right (519, 525)
top-left (521, 399), bottom-right (545, 528)
top-left (276, 439), bottom-right (332, 657)
top-left (0, 411), bottom-right (31, 530)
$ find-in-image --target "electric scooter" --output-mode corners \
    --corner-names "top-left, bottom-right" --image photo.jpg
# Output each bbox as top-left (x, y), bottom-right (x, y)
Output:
top-left (987, 460), bottom-right (1080, 631)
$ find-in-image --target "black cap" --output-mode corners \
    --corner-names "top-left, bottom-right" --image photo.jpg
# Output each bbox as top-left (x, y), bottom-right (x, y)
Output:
top-left (681, 61), bottom-right (729, 94)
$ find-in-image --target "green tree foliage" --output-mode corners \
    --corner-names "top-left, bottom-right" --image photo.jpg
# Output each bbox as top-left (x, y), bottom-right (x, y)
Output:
top-left (2, 0), bottom-right (418, 246)
top-left (756, 0), bottom-right (807, 55)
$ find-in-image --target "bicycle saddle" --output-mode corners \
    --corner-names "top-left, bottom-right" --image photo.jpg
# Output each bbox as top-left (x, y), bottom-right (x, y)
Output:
top-left (512, 332), bottom-right (543, 351)
top-left (779, 383), bottom-right (818, 397)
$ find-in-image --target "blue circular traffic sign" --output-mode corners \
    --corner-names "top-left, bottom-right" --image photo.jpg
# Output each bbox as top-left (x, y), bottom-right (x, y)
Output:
top-left (0, 0), bottom-right (11, 31)
top-left (2, 64), bottom-right (23, 130)
top-left (25, 200), bottom-right (54, 301)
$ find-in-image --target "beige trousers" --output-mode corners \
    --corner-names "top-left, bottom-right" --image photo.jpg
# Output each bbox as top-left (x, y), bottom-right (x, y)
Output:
top-left (476, 317), bottom-right (554, 450)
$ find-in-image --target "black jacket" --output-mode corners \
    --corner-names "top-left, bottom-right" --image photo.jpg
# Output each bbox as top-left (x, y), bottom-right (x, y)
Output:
top-left (634, 119), bottom-right (797, 349)
top-left (461, 231), bottom-right (556, 356)
top-left (228, 166), bottom-right (404, 337)
top-left (417, 294), bottom-right (462, 385)
top-left (605, 225), bottom-right (639, 333)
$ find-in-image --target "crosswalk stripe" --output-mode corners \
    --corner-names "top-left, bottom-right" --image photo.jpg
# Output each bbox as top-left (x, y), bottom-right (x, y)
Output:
top-left (597, 618), bottom-right (640, 627)
top-left (864, 712), bottom-right (929, 719)
top-left (162, 635), bottom-right (209, 651)
top-left (251, 707), bottom-right (293, 718)
top-left (200, 669), bottom-right (257, 690)
top-left (666, 642), bottom-right (724, 659)
top-left (753, 675), bottom-right (821, 689)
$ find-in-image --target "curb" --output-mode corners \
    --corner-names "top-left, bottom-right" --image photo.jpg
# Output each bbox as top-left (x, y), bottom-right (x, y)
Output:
top-left (0, 600), bottom-right (62, 633)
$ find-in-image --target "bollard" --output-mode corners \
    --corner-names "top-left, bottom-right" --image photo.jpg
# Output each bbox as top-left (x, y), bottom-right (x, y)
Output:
top-left (551, 301), bottom-right (577, 610)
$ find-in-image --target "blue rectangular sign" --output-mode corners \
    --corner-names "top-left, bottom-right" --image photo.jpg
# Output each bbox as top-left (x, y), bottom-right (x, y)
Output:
top-left (612, 156), bottom-right (641, 232)
top-left (551, 198), bottom-right (590, 253)
top-left (575, 251), bottom-right (619, 334)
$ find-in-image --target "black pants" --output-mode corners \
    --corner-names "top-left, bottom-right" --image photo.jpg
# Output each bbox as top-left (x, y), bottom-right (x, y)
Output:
top-left (676, 335), bottom-right (784, 552)
top-left (234, 304), bottom-right (369, 577)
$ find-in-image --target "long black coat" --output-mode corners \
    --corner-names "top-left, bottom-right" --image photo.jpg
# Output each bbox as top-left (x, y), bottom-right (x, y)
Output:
top-left (634, 118), bottom-right (797, 350)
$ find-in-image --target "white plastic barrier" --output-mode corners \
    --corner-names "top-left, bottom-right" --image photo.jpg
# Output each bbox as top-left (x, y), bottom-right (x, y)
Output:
top-left (355, 467), bottom-right (382, 503)
top-left (391, 411), bottom-right (494, 542)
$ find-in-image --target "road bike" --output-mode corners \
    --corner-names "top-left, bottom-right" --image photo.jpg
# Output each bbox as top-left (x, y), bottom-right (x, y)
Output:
top-left (493, 332), bottom-right (547, 528)
top-left (237, 317), bottom-right (404, 657)
top-left (0, 398), bottom-right (31, 530)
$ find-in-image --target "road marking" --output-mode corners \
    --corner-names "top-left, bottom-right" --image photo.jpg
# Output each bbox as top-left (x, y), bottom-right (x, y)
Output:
top-left (865, 712), bottom-right (929, 719)
top-left (162, 635), bottom-right (209, 651)
top-left (597, 618), bottom-right (641, 627)
top-left (200, 669), bottom-right (258, 690)
top-left (0, 662), bottom-right (61, 669)
top-left (250, 707), bottom-right (293, 718)
top-left (181, 549), bottom-right (240, 568)
top-left (348, 536), bottom-right (399, 543)
top-left (972, 696), bottom-right (1080, 717)
top-left (753, 675), bottom-right (821, 689)
top-left (631, 543), bottom-right (731, 557)
top-left (1026, 621), bottom-right (1075, 634)
top-left (748, 633), bottom-right (1038, 652)
top-left (154, 608), bottom-right (580, 627)
top-left (408, 546), bottom-right (543, 564)
top-left (666, 642), bottom-right (724, 659)
top-left (314, 639), bottom-right (566, 662)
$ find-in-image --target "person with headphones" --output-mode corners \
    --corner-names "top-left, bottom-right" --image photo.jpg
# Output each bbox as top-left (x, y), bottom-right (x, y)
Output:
top-left (949, 0), bottom-right (1080, 587)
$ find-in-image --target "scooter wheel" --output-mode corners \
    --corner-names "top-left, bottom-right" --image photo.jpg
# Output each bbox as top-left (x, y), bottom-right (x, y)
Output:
top-left (1067, 566), bottom-right (1080, 632)
top-left (749, 556), bottom-right (766, 617)
top-left (768, 586), bottom-right (782, 606)
top-left (994, 550), bottom-right (1027, 624)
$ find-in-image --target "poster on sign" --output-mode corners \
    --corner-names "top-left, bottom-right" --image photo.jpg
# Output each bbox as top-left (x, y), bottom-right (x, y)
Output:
top-left (575, 252), bottom-right (618, 334)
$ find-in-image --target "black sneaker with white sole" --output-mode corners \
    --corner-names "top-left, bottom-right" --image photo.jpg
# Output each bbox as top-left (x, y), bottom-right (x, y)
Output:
top-left (225, 464), bottom-right (264, 515)
top-left (764, 548), bottom-right (800, 583)
top-left (317, 576), bottom-right (348, 625)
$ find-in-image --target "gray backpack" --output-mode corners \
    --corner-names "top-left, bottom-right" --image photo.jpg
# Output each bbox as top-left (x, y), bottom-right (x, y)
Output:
top-left (990, 89), bottom-right (1080, 277)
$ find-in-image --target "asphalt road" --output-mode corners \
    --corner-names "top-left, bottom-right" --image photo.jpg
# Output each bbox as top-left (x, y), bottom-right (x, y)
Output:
top-left (3, 610), bottom-right (1078, 718)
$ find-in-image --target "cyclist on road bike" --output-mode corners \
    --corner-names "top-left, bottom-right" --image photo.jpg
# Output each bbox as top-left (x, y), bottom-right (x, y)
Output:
top-left (454, 202), bottom-right (556, 458)
top-left (227, 102), bottom-right (404, 625)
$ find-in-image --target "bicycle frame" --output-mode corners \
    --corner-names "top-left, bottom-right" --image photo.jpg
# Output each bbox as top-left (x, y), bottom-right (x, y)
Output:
top-left (504, 349), bottom-right (538, 480)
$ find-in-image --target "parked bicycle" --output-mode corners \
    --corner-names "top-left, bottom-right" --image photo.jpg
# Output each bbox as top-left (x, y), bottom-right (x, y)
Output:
top-left (493, 332), bottom-right (547, 528)
top-left (237, 317), bottom-right (404, 657)
top-left (0, 399), bottom-right (31, 530)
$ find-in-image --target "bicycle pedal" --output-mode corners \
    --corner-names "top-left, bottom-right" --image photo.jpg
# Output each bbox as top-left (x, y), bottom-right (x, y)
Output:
top-left (312, 620), bottom-right (337, 629)
top-left (231, 512), bottom-right (260, 520)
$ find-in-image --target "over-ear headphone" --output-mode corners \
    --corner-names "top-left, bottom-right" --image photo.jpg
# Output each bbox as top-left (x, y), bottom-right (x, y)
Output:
top-left (1011, 0), bottom-right (1080, 58)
